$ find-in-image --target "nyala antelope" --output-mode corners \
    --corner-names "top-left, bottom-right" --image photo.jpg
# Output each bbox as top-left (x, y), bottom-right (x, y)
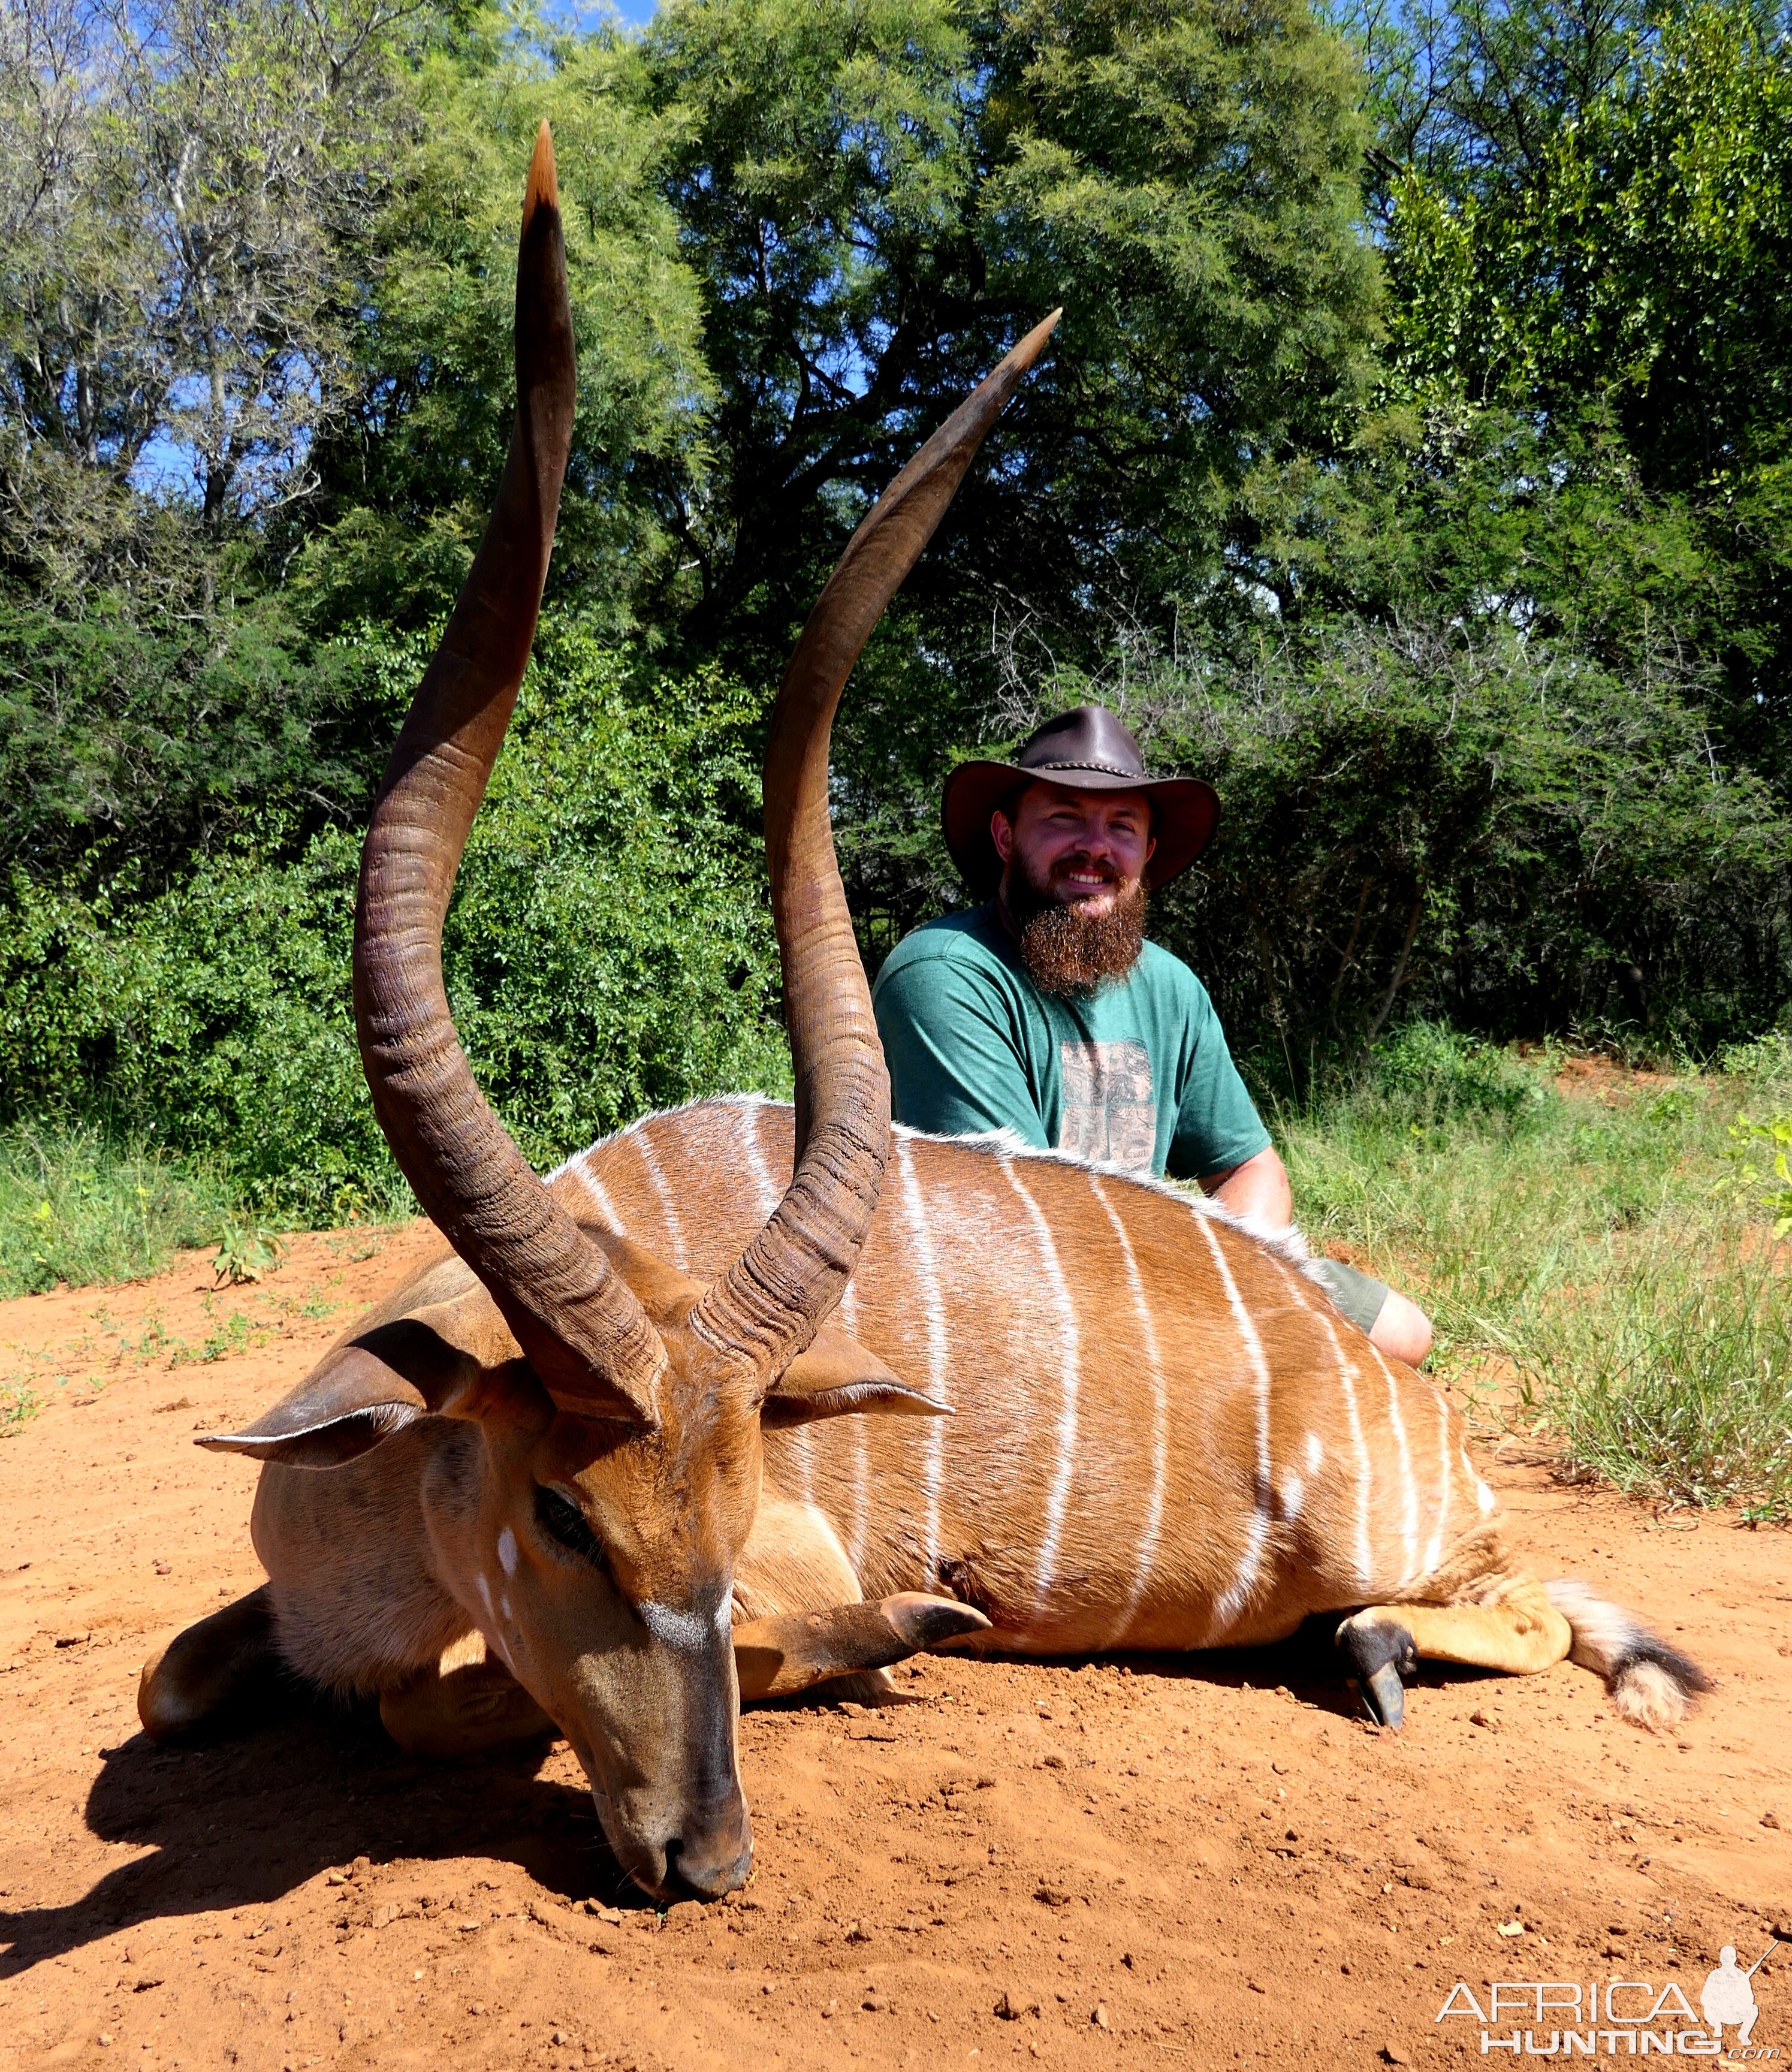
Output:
top-left (140, 127), bottom-right (1708, 1904)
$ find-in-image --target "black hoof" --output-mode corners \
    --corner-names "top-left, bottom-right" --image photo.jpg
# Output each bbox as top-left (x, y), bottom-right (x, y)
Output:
top-left (1337, 1615), bottom-right (1417, 1731)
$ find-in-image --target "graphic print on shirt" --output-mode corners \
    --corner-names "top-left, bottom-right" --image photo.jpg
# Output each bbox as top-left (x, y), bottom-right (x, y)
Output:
top-left (1058, 1039), bottom-right (1156, 1171)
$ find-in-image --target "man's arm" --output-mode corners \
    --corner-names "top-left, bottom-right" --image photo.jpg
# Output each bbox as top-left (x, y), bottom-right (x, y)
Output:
top-left (1198, 1145), bottom-right (1293, 1227)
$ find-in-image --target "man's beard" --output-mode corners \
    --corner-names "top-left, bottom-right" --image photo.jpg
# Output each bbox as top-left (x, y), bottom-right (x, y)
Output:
top-left (1003, 858), bottom-right (1148, 999)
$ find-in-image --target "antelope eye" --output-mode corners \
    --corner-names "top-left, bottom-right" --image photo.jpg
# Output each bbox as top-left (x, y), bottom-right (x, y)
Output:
top-left (534, 1485), bottom-right (606, 1571)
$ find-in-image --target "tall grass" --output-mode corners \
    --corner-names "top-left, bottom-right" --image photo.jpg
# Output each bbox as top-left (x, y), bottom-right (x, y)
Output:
top-left (0, 1120), bottom-right (242, 1298)
top-left (1278, 1025), bottom-right (1792, 1521)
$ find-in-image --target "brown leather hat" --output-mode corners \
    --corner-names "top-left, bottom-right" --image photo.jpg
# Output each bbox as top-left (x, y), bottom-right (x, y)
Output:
top-left (942, 704), bottom-right (1218, 897)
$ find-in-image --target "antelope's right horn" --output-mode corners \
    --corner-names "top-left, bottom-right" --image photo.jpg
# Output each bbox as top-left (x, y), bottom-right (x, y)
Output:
top-left (692, 309), bottom-right (1063, 1386)
top-left (352, 124), bottom-right (663, 1425)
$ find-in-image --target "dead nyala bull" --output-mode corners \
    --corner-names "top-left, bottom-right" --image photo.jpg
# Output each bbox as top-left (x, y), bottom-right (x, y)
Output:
top-left (140, 127), bottom-right (1708, 1905)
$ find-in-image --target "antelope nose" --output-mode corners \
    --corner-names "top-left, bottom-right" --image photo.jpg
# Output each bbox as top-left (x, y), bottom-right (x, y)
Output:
top-left (665, 1809), bottom-right (753, 1901)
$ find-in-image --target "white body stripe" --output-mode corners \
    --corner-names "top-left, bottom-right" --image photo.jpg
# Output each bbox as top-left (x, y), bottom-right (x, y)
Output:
top-left (847, 1386), bottom-right (869, 1576)
top-left (783, 1419), bottom-right (817, 1509)
top-left (1293, 1280), bottom-right (1374, 1591)
top-left (1089, 1175), bottom-right (1167, 1643)
top-left (632, 1132), bottom-right (688, 1268)
top-left (1422, 1386), bottom-right (1452, 1576)
top-left (569, 1149), bottom-right (625, 1230)
top-left (1001, 1157), bottom-right (1080, 1619)
top-left (743, 1113), bottom-right (816, 1505)
top-left (832, 1276), bottom-right (868, 1573)
top-left (742, 1103), bottom-right (784, 1218)
top-left (1189, 1216), bottom-right (1275, 1639)
top-left (1465, 1443), bottom-right (1497, 1516)
top-left (895, 1135), bottom-right (950, 1579)
top-left (1369, 1343), bottom-right (1420, 1589)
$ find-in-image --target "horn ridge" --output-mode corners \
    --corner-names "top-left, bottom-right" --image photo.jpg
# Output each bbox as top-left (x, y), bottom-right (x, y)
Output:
top-left (694, 310), bottom-right (1062, 1383)
top-left (352, 123), bottom-right (665, 1423)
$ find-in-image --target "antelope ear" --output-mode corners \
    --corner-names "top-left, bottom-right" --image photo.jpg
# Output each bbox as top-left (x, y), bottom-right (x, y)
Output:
top-left (762, 1322), bottom-right (953, 1428)
top-left (197, 1398), bottom-right (426, 1469)
top-left (197, 1318), bottom-right (493, 1470)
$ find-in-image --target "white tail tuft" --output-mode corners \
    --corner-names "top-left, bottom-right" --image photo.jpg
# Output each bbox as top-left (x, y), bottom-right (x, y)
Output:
top-left (1545, 1578), bottom-right (1711, 1730)
top-left (1612, 1658), bottom-right (1693, 1732)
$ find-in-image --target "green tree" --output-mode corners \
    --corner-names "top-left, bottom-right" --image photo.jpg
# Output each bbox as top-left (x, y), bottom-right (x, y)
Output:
top-left (293, 6), bottom-right (712, 641)
top-left (1376, 4), bottom-right (1792, 761)
top-left (0, 2), bottom-right (714, 897)
top-left (630, 0), bottom-right (1384, 954)
top-left (0, 0), bottom-right (420, 571)
top-left (638, 0), bottom-right (1382, 666)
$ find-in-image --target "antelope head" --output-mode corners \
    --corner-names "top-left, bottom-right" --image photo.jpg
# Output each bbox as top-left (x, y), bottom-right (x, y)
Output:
top-left (200, 126), bottom-right (1056, 1900)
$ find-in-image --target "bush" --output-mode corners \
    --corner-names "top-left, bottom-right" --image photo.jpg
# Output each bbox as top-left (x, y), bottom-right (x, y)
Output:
top-left (1364, 1020), bottom-right (1551, 1127)
top-left (0, 626), bottom-right (791, 1220)
top-left (0, 586), bottom-right (381, 900)
top-left (985, 614), bottom-right (1792, 1075)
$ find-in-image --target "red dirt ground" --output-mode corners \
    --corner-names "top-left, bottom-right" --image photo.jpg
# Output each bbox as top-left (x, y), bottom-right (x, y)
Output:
top-left (2, 1226), bottom-right (1789, 2072)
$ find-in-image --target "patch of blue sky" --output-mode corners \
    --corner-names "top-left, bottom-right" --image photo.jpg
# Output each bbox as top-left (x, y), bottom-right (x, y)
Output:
top-left (547, 0), bottom-right (662, 30)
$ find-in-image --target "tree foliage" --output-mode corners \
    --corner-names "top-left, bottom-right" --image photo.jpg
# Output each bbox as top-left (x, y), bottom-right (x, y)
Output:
top-left (1373, 1), bottom-right (1792, 752)
top-left (1, 0), bottom-right (1790, 1205)
top-left (0, 631), bottom-right (789, 1215)
top-left (638, 0), bottom-right (1381, 665)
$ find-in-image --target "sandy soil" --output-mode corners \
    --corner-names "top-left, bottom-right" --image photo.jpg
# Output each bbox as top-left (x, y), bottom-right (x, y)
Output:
top-left (2, 1227), bottom-right (1790, 2072)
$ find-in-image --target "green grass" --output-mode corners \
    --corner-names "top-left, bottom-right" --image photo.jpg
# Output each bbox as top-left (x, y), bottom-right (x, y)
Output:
top-left (0, 1377), bottom-right (44, 1435)
top-left (1278, 1024), bottom-right (1792, 1522)
top-left (0, 1119), bottom-right (244, 1298)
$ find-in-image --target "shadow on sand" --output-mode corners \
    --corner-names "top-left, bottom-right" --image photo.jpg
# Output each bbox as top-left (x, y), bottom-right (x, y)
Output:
top-left (0, 1676), bottom-right (641, 1979)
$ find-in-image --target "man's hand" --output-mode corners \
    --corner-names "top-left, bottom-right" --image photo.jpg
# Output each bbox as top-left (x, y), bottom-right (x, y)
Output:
top-left (1198, 1145), bottom-right (1293, 1228)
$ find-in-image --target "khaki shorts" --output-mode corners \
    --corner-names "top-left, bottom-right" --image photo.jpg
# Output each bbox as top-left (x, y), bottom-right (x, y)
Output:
top-left (1310, 1257), bottom-right (1390, 1337)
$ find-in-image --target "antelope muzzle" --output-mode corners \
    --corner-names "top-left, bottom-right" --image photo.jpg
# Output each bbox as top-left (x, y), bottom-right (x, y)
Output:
top-left (561, 1591), bottom-right (753, 1901)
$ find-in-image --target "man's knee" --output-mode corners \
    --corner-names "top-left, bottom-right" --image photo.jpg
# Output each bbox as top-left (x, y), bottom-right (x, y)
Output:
top-left (1370, 1289), bottom-right (1434, 1367)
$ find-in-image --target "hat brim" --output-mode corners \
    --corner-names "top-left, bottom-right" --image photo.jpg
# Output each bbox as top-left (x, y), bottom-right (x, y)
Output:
top-left (942, 759), bottom-right (1219, 898)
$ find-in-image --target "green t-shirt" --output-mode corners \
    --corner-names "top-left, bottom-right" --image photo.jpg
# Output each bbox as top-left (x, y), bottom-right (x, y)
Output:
top-left (870, 903), bottom-right (1272, 1181)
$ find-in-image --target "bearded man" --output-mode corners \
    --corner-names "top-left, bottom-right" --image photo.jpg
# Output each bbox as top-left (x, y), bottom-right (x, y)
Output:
top-left (870, 704), bottom-right (1434, 1365)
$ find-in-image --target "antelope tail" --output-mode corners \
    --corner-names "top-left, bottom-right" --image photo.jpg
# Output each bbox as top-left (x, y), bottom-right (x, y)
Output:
top-left (1544, 1578), bottom-right (1712, 1730)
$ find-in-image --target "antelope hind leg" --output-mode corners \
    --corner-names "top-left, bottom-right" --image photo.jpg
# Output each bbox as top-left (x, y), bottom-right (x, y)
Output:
top-left (379, 1634), bottom-right (556, 1760)
top-left (138, 1584), bottom-right (282, 1742)
top-left (1337, 1591), bottom-right (1572, 1730)
top-left (734, 1595), bottom-right (991, 1702)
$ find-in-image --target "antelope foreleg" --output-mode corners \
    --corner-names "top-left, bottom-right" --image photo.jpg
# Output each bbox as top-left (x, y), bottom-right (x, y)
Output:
top-left (378, 1633), bottom-right (555, 1760)
top-left (138, 1584), bottom-right (280, 1741)
top-left (1338, 1587), bottom-right (1573, 1730)
top-left (734, 1594), bottom-right (991, 1702)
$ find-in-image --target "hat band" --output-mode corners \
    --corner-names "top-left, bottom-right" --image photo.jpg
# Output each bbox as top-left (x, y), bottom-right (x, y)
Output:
top-left (1021, 758), bottom-right (1150, 781)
